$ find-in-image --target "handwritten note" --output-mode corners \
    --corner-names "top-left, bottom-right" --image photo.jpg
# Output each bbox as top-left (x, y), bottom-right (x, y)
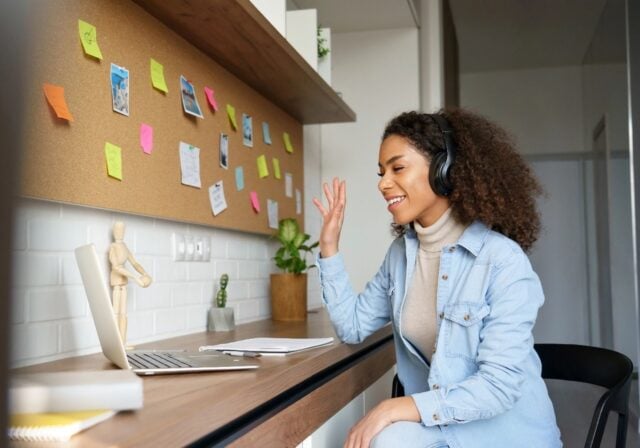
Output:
top-left (262, 121), bottom-right (272, 145)
top-left (250, 191), bottom-right (260, 213)
top-left (78, 20), bottom-right (103, 60)
top-left (179, 142), bottom-right (201, 188)
top-left (104, 142), bottom-right (122, 180)
top-left (43, 84), bottom-right (74, 121)
top-left (295, 189), bottom-right (302, 215)
top-left (285, 173), bottom-right (293, 198)
top-left (208, 181), bottom-right (228, 216)
top-left (235, 166), bottom-right (245, 191)
top-left (204, 87), bottom-right (218, 111)
top-left (257, 155), bottom-right (269, 178)
top-left (267, 199), bottom-right (279, 230)
top-left (226, 104), bottom-right (237, 130)
top-left (150, 58), bottom-right (168, 93)
top-left (272, 158), bottom-right (281, 180)
top-left (283, 132), bottom-right (294, 153)
top-left (140, 123), bottom-right (153, 154)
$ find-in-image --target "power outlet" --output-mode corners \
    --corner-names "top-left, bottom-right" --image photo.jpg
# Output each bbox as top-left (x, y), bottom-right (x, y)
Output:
top-left (184, 235), bottom-right (195, 261)
top-left (172, 233), bottom-right (186, 261)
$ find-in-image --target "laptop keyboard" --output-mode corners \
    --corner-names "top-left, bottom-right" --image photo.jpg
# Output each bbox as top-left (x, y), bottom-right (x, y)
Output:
top-left (127, 352), bottom-right (195, 369)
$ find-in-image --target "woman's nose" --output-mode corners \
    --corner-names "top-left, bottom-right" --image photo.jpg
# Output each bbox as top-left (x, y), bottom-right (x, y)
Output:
top-left (378, 175), bottom-right (392, 192)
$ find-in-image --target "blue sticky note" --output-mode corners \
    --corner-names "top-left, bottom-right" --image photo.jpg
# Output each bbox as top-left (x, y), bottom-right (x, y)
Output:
top-left (262, 121), bottom-right (272, 145)
top-left (235, 166), bottom-right (245, 191)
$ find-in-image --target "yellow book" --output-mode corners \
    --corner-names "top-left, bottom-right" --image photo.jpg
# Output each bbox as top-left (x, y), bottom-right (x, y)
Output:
top-left (8, 410), bottom-right (116, 442)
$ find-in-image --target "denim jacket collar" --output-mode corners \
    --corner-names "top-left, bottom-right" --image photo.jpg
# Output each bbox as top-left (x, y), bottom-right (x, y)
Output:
top-left (403, 220), bottom-right (490, 256)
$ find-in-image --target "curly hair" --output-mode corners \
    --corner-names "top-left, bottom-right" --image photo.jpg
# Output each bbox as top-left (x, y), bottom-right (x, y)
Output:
top-left (382, 109), bottom-right (543, 252)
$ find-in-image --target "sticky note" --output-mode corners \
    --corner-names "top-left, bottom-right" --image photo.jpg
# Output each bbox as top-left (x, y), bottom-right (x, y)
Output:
top-left (257, 154), bottom-right (269, 178)
top-left (250, 191), bottom-right (260, 213)
top-left (267, 199), bottom-right (279, 230)
top-left (78, 20), bottom-right (103, 60)
top-left (204, 87), bottom-right (218, 111)
top-left (283, 132), bottom-right (294, 153)
top-left (235, 166), bottom-right (245, 191)
top-left (285, 173), bottom-right (293, 197)
top-left (179, 142), bottom-right (202, 188)
top-left (43, 83), bottom-right (74, 121)
top-left (272, 158), bottom-right (281, 180)
top-left (262, 121), bottom-right (272, 145)
top-left (140, 123), bottom-right (153, 154)
top-left (208, 181), bottom-right (228, 216)
top-left (226, 103), bottom-right (237, 130)
top-left (105, 142), bottom-right (122, 180)
top-left (150, 58), bottom-right (168, 93)
top-left (296, 189), bottom-right (302, 215)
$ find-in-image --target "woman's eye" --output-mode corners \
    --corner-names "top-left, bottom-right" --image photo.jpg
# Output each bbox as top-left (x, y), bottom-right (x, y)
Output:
top-left (376, 172), bottom-right (384, 177)
top-left (393, 166), bottom-right (404, 172)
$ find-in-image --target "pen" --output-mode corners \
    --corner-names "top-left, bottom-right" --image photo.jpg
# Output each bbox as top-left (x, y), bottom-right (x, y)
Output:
top-left (222, 351), bottom-right (262, 358)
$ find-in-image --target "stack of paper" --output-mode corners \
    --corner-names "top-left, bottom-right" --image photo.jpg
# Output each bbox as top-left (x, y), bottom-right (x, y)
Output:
top-left (199, 337), bottom-right (334, 356)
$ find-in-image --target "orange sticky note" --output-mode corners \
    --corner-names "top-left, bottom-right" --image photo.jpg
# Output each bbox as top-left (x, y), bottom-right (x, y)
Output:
top-left (43, 83), bottom-right (74, 121)
top-left (250, 191), bottom-right (260, 213)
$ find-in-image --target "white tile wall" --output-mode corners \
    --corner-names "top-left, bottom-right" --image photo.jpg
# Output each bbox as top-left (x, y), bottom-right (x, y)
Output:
top-left (11, 197), bottom-right (323, 368)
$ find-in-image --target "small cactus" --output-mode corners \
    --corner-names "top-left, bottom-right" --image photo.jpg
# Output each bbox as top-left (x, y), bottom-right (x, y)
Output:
top-left (216, 273), bottom-right (229, 308)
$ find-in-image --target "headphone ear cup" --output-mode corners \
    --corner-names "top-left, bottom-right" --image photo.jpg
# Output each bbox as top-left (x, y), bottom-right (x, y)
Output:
top-left (429, 151), bottom-right (448, 196)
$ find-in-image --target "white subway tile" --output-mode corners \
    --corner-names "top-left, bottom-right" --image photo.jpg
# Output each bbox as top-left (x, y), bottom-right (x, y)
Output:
top-left (155, 258), bottom-right (187, 282)
top-left (13, 253), bottom-right (59, 287)
top-left (202, 282), bottom-right (215, 306)
top-left (29, 219), bottom-right (88, 251)
top-left (188, 261), bottom-right (215, 281)
top-left (29, 287), bottom-right (87, 322)
top-left (12, 289), bottom-right (26, 324)
top-left (11, 323), bottom-right (59, 362)
top-left (15, 199), bottom-right (61, 221)
top-left (210, 232), bottom-right (228, 258)
top-left (236, 299), bottom-right (260, 321)
top-left (227, 235), bottom-right (250, 259)
top-left (155, 309), bottom-right (186, 335)
top-left (60, 318), bottom-right (99, 352)
top-left (12, 217), bottom-right (27, 251)
top-left (60, 255), bottom-right (84, 285)
top-left (136, 283), bottom-right (171, 310)
top-left (187, 305), bottom-right (208, 330)
top-left (135, 227), bottom-right (172, 256)
top-left (238, 260), bottom-right (260, 280)
top-left (249, 240), bottom-right (270, 260)
top-left (173, 282), bottom-right (202, 306)
top-left (226, 280), bottom-right (249, 301)
top-left (248, 279), bottom-right (269, 299)
top-left (215, 260), bottom-right (238, 280)
top-left (127, 311), bottom-right (155, 341)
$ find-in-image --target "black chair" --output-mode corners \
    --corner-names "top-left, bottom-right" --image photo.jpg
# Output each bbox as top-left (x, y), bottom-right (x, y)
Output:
top-left (391, 343), bottom-right (634, 448)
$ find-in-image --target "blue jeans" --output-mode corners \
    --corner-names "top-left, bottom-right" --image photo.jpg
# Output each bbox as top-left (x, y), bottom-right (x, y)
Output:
top-left (371, 422), bottom-right (448, 448)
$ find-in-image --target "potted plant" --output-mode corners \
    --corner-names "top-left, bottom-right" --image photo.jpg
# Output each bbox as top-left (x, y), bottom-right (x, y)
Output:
top-left (271, 218), bottom-right (319, 321)
top-left (207, 273), bottom-right (235, 331)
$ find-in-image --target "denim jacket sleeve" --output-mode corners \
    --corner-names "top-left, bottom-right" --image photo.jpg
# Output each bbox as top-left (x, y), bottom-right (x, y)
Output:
top-left (317, 251), bottom-right (392, 344)
top-left (411, 249), bottom-right (545, 426)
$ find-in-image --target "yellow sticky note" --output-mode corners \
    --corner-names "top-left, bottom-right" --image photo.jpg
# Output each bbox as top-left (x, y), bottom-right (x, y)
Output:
top-left (43, 83), bottom-right (74, 122)
top-left (226, 104), bottom-right (237, 130)
top-left (257, 154), bottom-right (269, 178)
top-left (283, 132), bottom-right (294, 153)
top-left (105, 142), bottom-right (122, 180)
top-left (150, 58), bottom-right (168, 93)
top-left (78, 20), bottom-right (103, 60)
top-left (272, 158), bottom-right (281, 180)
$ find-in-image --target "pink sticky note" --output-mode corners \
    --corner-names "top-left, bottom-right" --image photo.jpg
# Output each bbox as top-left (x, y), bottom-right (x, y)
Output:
top-left (140, 123), bottom-right (153, 154)
top-left (250, 191), bottom-right (260, 213)
top-left (204, 87), bottom-right (218, 111)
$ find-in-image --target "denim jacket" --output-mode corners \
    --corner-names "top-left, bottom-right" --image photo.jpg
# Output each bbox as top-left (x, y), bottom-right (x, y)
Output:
top-left (317, 221), bottom-right (562, 447)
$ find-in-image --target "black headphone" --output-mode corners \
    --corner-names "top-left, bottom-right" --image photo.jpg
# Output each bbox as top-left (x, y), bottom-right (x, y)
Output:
top-left (428, 114), bottom-right (457, 196)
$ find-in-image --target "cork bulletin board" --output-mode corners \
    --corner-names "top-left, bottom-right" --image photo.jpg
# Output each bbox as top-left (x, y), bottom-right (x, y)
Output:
top-left (21, 0), bottom-right (304, 235)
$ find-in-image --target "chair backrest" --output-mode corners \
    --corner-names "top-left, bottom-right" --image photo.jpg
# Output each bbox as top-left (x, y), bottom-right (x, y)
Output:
top-left (534, 343), bottom-right (633, 448)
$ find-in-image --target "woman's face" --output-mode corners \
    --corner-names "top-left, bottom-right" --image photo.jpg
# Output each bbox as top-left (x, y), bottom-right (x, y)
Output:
top-left (378, 135), bottom-right (450, 227)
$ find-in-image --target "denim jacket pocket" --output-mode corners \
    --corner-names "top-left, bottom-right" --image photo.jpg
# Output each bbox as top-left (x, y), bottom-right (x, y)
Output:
top-left (442, 302), bottom-right (490, 361)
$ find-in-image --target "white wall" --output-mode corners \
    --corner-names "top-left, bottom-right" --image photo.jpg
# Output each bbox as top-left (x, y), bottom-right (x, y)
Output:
top-left (461, 66), bottom-right (584, 155)
top-left (320, 28), bottom-right (420, 290)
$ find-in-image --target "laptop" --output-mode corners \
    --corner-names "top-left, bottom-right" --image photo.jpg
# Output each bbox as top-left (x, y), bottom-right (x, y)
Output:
top-left (74, 244), bottom-right (259, 375)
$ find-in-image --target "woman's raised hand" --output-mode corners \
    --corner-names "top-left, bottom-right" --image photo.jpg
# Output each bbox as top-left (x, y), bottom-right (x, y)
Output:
top-left (312, 178), bottom-right (346, 258)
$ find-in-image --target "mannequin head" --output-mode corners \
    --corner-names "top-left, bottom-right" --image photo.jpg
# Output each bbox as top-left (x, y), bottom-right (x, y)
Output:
top-left (113, 221), bottom-right (125, 241)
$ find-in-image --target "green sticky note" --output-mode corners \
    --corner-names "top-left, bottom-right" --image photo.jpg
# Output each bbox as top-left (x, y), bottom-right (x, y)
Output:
top-left (257, 154), bottom-right (269, 178)
top-left (226, 104), bottom-right (237, 130)
top-left (150, 58), bottom-right (168, 93)
top-left (78, 20), bottom-right (103, 60)
top-left (283, 132), bottom-right (294, 153)
top-left (105, 142), bottom-right (122, 180)
top-left (272, 158), bottom-right (281, 180)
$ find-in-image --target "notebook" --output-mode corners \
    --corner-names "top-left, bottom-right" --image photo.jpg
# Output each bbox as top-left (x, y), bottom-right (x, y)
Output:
top-left (75, 244), bottom-right (259, 375)
top-left (199, 337), bottom-right (335, 356)
top-left (9, 409), bottom-right (116, 442)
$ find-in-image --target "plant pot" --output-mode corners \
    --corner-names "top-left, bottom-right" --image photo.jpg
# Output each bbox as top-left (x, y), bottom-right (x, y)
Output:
top-left (207, 307), bottom-right (235, 332)
top-left (270, 273), bottom-right (307, 321)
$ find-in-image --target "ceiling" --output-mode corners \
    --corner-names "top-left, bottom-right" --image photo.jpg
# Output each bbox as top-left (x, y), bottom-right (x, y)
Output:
top-left (288, 0), bottom-right (611, 73)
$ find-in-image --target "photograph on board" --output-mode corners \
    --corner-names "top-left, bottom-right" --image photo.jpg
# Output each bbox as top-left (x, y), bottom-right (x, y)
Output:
top-left (110, 63), bottom-right (130, 116)
top-left (219, 133), bottom-right (229, 169)
top-left (242, 113), bottom-right (253, 147)
top-left (180, 75), bottom-right (203, 118)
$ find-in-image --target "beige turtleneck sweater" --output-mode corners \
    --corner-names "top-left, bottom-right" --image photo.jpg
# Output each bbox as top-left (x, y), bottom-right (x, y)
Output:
top-left (401, 208), bottom-right (467, 362)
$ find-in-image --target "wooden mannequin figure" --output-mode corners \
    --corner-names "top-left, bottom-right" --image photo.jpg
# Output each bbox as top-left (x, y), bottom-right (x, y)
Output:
top-left (109, 221), bottom-right (152, 346)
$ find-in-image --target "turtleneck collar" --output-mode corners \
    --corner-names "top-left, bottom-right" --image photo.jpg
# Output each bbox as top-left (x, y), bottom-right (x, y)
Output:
top-left (413, 208), bottom-right (466, 253)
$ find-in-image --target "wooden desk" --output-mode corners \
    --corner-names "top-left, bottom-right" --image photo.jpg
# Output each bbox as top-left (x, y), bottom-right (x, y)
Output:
top-left (14, 310), bottom-right (395, 447)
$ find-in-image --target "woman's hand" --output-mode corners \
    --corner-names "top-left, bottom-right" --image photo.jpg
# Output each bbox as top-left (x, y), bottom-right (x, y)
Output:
top-left (312, 177), bottom-right (346, 258)
top-left (344, 397), bottom-right (420, 448)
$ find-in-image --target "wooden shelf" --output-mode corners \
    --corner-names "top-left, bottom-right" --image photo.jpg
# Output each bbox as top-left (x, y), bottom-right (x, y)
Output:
top-left (132, 0), bottom-right (356, 124)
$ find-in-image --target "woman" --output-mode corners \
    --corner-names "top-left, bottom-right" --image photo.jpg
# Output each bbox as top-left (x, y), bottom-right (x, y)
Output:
top-left (313, 109), bottom-right (562, 448)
